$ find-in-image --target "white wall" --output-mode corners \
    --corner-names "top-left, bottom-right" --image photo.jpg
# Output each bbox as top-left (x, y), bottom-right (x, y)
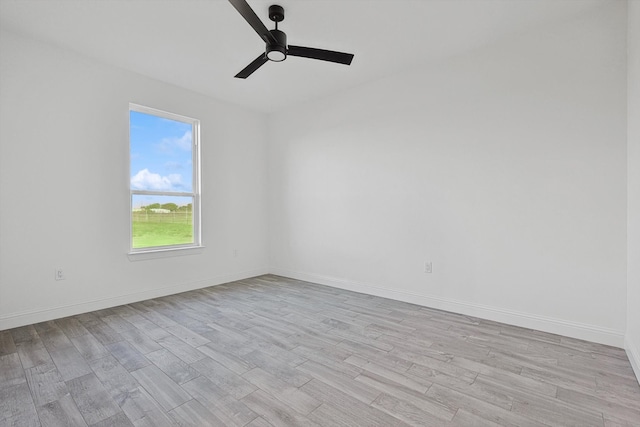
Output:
top-left (626, 0), bottom-right (640, 381)
top-left (0, 31), bottom-right (269, 329)
top-left (268, 3), bottom-right (628, 346)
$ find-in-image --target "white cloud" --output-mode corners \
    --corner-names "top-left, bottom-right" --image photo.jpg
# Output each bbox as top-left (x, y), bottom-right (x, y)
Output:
top-left (158, 130), bottom-right (192, 152)
top-left (164, 161), bottom-right (183, 170)
top-left (131, 169), bottom-right (184, 191)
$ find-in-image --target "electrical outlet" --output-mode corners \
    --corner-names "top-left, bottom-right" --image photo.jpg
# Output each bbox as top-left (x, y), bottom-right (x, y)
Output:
top-left (425, 262), bottom-right (433, 274)
top-left (233, 249), bottom-right (238, 258)
top-left (55, 268), bottom-right (65, 281)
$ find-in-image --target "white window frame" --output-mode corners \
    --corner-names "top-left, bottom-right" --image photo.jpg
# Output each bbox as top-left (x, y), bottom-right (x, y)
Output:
top-left (128, 103), bottom-right (202, 256)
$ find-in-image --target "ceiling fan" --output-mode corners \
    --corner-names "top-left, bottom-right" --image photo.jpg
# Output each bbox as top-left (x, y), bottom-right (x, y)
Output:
top-left (228, 0), bottom-right (355, 79)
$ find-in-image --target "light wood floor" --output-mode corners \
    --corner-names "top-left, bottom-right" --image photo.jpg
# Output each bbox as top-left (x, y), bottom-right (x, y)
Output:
top-left (1, 275), bottom-right (638, 427)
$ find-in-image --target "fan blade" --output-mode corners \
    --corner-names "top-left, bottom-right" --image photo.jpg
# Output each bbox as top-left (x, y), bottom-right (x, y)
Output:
top-left (287, 45), bottom-right (354, 65)
top-left (228, 0), bottom-right (277, 45)
top-left (235, 53), bottom-right (268, 79)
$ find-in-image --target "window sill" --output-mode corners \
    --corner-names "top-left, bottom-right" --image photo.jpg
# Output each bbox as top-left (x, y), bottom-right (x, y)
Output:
top-left (127, 245), bottom-right (205, 262)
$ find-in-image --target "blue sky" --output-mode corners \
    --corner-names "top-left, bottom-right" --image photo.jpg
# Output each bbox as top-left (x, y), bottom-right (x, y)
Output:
top-left (130, 110), bottom-right (193, 208)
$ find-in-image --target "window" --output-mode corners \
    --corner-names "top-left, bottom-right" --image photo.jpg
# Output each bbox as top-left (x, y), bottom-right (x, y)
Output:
top-left (129, 104), bottom-right (201, 252)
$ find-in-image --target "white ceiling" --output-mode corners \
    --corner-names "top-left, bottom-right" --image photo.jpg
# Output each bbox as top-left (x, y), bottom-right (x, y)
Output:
top-left (0, 0), bottom-right (605, 113)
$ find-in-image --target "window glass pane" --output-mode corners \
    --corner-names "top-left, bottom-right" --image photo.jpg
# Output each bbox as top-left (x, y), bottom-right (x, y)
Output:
top-left (130, 110), bottom-right (193, 193)
top-left (132, 195), bottom-right (194, 249)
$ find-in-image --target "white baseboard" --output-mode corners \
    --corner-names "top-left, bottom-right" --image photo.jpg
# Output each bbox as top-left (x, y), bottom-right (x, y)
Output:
top-left (271, 268), bottom-right (625, 348)
top-left (625, 336), bottom-right (640, 386)
top-left (0, 268), bottom-right (269, 331)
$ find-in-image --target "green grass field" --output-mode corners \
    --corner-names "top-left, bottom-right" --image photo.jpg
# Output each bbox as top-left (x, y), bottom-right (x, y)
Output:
top-left (132, 211), bottom-right (193, 248)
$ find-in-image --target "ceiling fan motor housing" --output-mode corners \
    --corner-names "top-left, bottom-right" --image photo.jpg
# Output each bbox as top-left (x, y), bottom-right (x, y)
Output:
top-left (268, 5), bottom-right (284, 22)
top-left (266, 29), bottom-right (287, 61)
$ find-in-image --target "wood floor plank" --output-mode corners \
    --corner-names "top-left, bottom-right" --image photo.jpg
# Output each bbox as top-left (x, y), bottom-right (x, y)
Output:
top-left (243, 367), bottom-right (321, 415)
top-left (66, 373), bottom-right (122, 425)
top-left (130, 365), bottom-right (191, 412)
top-left (105, 341), bottom-right (150, 372)
top-left (49, 345), bottom-right (93, 381)
top-left (247, 313), bottom-right (300, 337)
top-left (16, 338), bottom-right (53, 369)
top-left (449, 376), bottom-right (516, 410)
top-left (39, 326), bottom-right (74, 352)
top-left (55, 316), bottom-right (90, 339)
top-left (198, 326), bottom-right (252, 355)
top-left (242, 389), bottom-right (321, 427)
top-left (406, 362), bottom-right (479, 391)
top-left (336, 338), bottom-right (391, 362)
top-left (510, 395), bottom-right (604, 427)
top-left (25, 362), bottom-right (68, 406)
top-left (246, 417), bottom-right (276, 427)
top-left (391, 347), bottom-right (478, 383)
top-left (111, 305), bottom-right (141, 319)
top-left (372, 392), bottom-right (449, 427)
top-left (603, 412), bottom-right (640, 427)
top-left (145, 348), bottom-right (199, 385)
top-left (36, 394), bottom-right (87, 427)
top-left (329, 327), bottom-right (394, 352)
top-left (138, 309), bottom-right (178, 330)
top-left (346, 351), bottom-right (413, 375)
top-left (293, 345), bottom-right (361, 378)
top-left (355, 370), bottom-right (456, 421)
top-left (91, 411), bottom-right (135, 427)
top-left (242, 349), bottom-right (312, 388)
top-left (0, 382), bottom-right (40, 427)
top-left (557, 386), bottom-right (640, 423)
top-left (81, 320), bottom-right (122, 346)
top-left (425, 383), bottom-right (546, 427)
top-left (132, 411), bottom-right (176, 427)
top-left (0, 330), bottom-right (18, 356)
top-left (2, 275), bottom-right (637, 427)
top-left (88, 355), bottom-right (140, 401)
top-left (346, 357), bottom-right (431, 394)
top-left (119, 328), bottom-right (163, 355)
top-left (520, 363), bottom-right (598, 392)
top-left (190, 356), bottom-right (257, 399)
top-left (596, 370), bottom-right (640, 398)
top-left (168, 399), bottom-right (224, 426)
top-left (242, 325), bottom-right (299, 350)
top-left (297, 360), bottom-right (380, 404)
top-left (449, 355), bottom-right (557, 397)
top-left (117, 383), bottom-right (175, 427)
top-left (181, 375), bottom-right (258, 427)
top-left (124, 314), bottom-right (172, 342)
top-left (447, 408), bottom-right (503, 427)
top-left (0, 352), bottom-right (26, 390)
top-left (114, 386), bottom-right (170, 424)
top-left (384, 335), bottom-right (456, 363)
top-left (157, 334), bottom-right (206, 364)
top-left (196, 342), bottom-right (254, 375)
top-left (166, 324), bottom-right (210, 348)
top-left (10, 325), bottom-right (39, 343)
top-left (247, 340), bottom-right (308, 368)
top-left (308, 402), bottom-right (367, 427)
top-left (301, 378), bottom-right (408, 427)
top-left (71, 333), bottom-right (111, 362)
top-left (475, 369), bottom-right (607, 427)
top-left (132, 412), bottom-right (175, 427)
top-left (102, 315), bottom-right (137, 334)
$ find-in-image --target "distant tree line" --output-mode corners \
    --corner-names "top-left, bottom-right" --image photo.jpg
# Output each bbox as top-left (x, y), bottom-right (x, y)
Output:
top-left (140, 203), bottom-right (192, 212)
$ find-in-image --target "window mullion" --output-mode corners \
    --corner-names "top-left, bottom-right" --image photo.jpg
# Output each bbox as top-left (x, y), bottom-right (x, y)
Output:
top-left (131, 190), bottom-right (195, 197)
